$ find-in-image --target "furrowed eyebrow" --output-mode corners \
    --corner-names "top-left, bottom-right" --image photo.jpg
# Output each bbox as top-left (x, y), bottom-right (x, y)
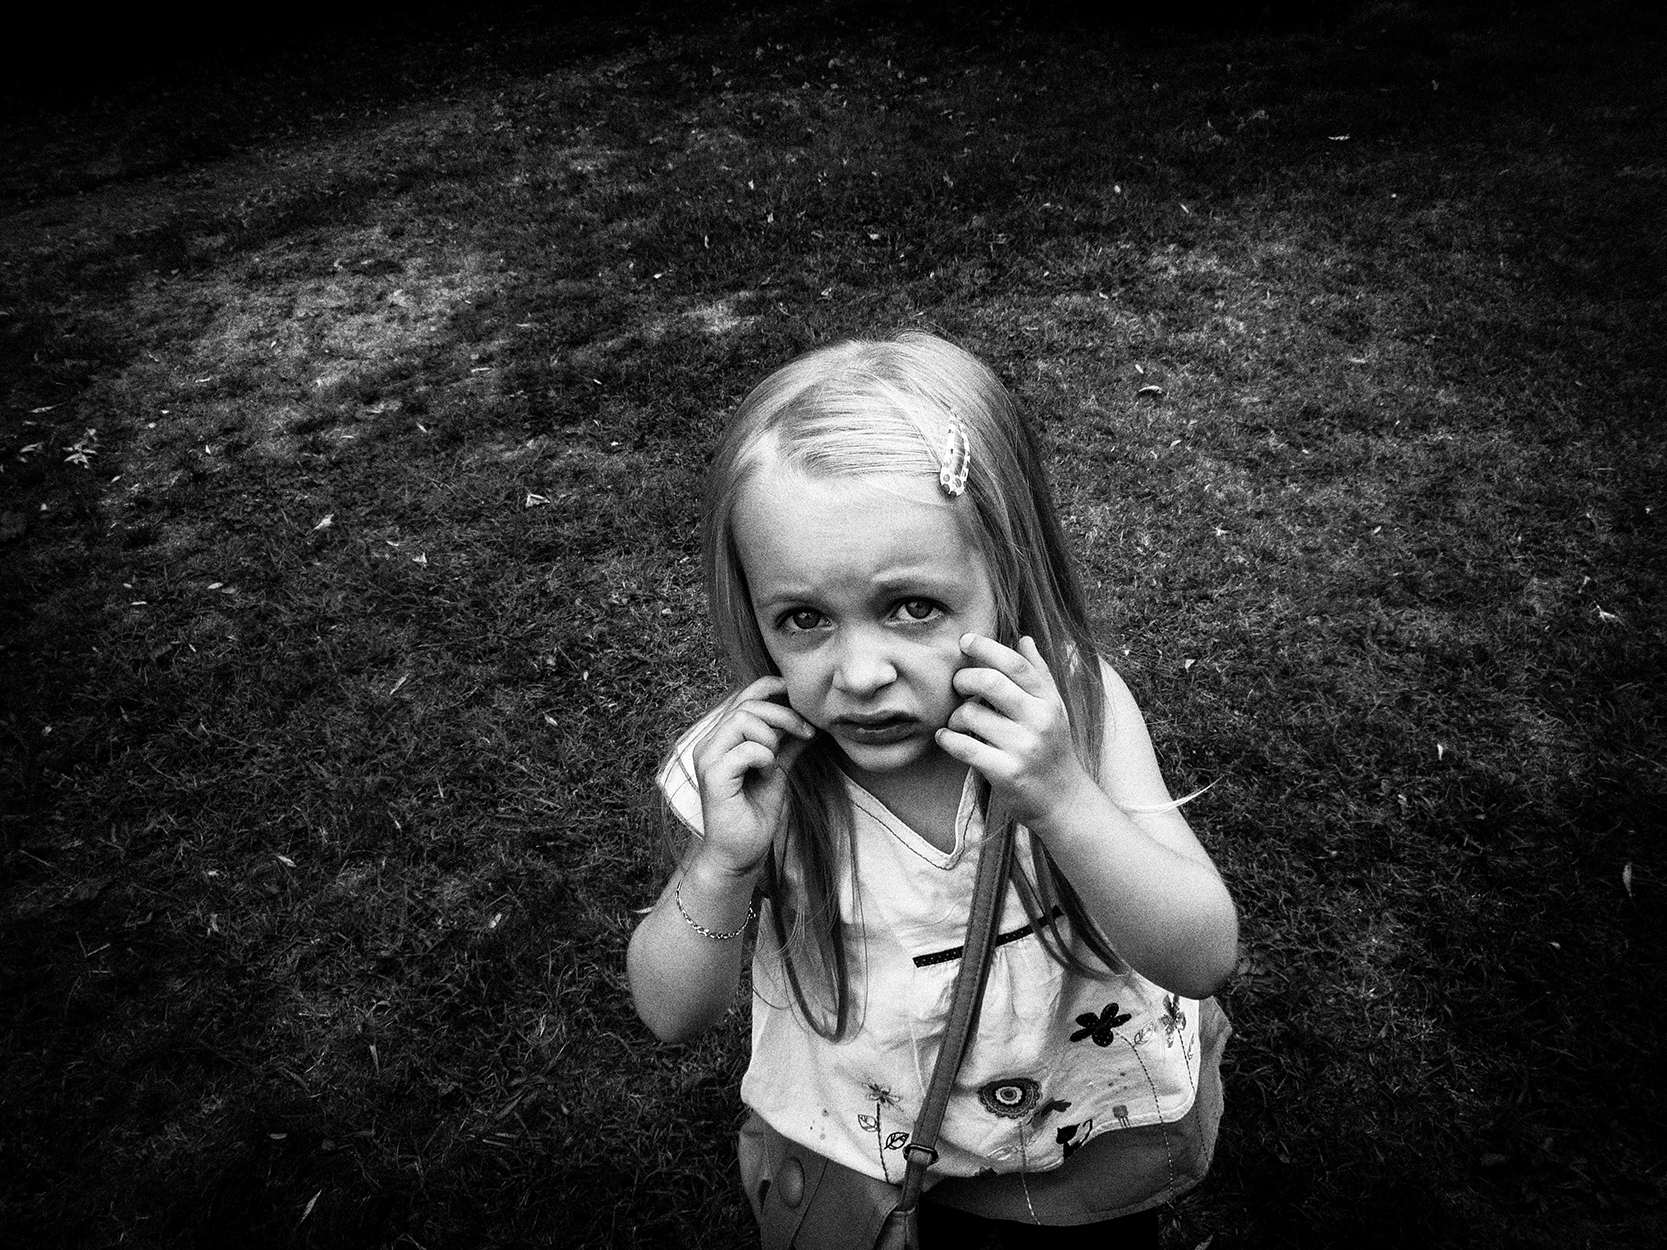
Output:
top-left (869, 569), bottom-right (963, 593)
top-left (749, 565), bottom-right (972, 614)
top-left (751, 588), bottom-right (818, 613)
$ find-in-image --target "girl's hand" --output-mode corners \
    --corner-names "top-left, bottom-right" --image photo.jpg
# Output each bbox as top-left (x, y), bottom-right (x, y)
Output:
top-left (936, 634), bottom-right (1097, 831)
top-left (692, 676), bottom-right (817, 877)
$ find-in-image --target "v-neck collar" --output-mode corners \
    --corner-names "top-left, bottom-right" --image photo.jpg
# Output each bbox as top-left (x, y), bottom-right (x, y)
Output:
top-left (842, 768), bottom-right (981, 870)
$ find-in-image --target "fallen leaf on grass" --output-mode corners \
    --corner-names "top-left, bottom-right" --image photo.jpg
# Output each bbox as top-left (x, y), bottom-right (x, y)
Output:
top-left (525, 493), bottom-right (552, 507)
top-left (389, 673), bottom-right (410, 696)
top-left (1137, 385), bottom-right (1164, 396)
top-left (311, 513), bottom-right (334, 532)
top-left (1594, 605), bottom-right (1621, 625)
top-left (412, 553), bottom-right (428, 566)
top-left (276, 854), bottom-right (296, 868)
top-left (1623, 863), bottom-right (1634, 897)
top-left (301, 1190), bottom-right (321, 1222)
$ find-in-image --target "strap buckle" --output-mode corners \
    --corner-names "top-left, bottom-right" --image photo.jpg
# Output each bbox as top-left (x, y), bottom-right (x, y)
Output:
top-left (902, 1142), bottom-right (940, 1167)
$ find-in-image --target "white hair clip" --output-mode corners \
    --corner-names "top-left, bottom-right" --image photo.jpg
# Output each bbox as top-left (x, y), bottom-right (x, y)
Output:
top-left (938, 411), bottom-right (970, 498)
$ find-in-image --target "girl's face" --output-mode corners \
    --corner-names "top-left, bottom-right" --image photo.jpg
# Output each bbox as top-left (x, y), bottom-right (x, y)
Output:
top-left (732, 464), bottom-right (999, 781)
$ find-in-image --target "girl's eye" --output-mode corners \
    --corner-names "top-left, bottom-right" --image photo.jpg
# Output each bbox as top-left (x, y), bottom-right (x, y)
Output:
top-left (899, 599), bottom-right (940, 621)
top-left (782, 609), bottom-right (824, 632)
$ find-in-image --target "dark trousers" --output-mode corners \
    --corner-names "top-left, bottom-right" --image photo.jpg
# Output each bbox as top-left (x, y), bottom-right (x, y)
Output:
top-left (920, 1197), bottom-right (1161, 1250)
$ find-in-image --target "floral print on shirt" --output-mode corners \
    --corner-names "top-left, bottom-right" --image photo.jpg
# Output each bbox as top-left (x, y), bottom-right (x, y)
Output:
top-left (856, 1081), bottom-right (910, 1180)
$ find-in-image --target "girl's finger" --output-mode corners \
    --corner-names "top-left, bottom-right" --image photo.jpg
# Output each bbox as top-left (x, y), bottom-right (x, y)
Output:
top-left (733, 708), bottom-right (815, 760)
top-left (934, 726), bottom-right (1012, 780)
top-left (700, 694), bottom-right (813, 763)
top-left (735, 697), bottom-right (817, 740)
top-left (951, 664), bottom-right (1033, 717)
top-left (774, 730), bottom-right (812, 774)
top-left (959, 633), bottom-right (1053, 696)
top-left (732, 710), bottom-right (787, 756)
top-left (946, 696), bottom-right (1025, 749)
top-left (730, 743), bottom-right (780, 783)
top-left (1016, 635), bottom-right (1053, 674)
top-left (734, 674), bottom-right (792, 703)
top-left (708, 739), bottom-right (780, 794)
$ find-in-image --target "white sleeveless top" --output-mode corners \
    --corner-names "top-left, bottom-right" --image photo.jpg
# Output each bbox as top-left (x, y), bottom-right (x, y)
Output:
top-left (660, 715), bottom-right (1204, 1185)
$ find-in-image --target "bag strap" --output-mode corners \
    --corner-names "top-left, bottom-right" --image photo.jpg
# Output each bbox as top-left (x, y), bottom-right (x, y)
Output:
top-left (893, 805), bottom-right (1016, 1221)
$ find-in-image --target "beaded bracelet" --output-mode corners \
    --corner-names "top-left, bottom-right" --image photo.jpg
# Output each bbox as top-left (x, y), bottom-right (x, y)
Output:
top-left (674, 880), bottom-right (754, 941)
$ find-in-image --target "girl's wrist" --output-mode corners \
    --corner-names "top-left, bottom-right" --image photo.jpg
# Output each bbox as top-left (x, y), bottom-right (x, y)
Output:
top-left (1023, 771), bottom-right (1114, 846)
top-left (683, 849), bottom-right (763, 890)
top-left (675, 852), bottom-right (763, 934)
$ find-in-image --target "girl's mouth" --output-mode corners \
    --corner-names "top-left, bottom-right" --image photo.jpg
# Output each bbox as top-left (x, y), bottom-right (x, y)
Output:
top-left (835, 715), bottom-right (919, 745)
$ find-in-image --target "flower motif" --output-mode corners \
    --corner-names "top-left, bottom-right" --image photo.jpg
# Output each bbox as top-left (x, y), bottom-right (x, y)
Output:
top-left (1070, 1001), bottom-right (1132, 1046)
top-left (1159, 993), bottom-right (1188, 1046)
top-left (864, 1082), bottom-right (900, 1109)
top-left (977, 1077), bottom-right (1041, 1119)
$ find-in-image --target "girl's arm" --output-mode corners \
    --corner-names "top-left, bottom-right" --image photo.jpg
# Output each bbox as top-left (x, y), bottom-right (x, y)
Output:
top-left (626, 677), bottom-right (814, 1043)
top-left (938, 636), bottom-right (1238, 999)
top-left (626, 852), bottom-right (763, 1044)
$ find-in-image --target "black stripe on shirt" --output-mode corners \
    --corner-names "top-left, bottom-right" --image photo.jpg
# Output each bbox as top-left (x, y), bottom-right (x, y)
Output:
top-left (912, 906), bottom-right (1065, 968)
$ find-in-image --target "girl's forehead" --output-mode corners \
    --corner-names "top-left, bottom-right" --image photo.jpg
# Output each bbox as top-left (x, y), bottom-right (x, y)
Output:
top-left (737, 461), bottom-right (942, 518)
top-left (733, 464), bottom-right (988, 579)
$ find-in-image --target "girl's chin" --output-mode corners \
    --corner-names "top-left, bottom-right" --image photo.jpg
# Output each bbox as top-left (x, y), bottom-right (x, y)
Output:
top-left (832, 732), bottom-right (933, 773)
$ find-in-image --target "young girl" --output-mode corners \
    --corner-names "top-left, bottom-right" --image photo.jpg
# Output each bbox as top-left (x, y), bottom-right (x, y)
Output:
top-left (627, 332), bottom-right (1237, 1248)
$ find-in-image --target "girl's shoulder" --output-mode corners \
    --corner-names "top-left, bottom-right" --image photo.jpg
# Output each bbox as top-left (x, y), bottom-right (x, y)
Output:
top-left (1092, 655), bottom-right (1142, 723)
top-left (656, 702), bottom-right (730, 836)
top-left (1086, 657), bottom-right (1219, 866)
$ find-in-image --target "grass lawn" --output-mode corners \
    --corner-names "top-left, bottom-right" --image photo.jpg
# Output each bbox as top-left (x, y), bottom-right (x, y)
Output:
top-left (2, 1), bottom-right (1663, 1245)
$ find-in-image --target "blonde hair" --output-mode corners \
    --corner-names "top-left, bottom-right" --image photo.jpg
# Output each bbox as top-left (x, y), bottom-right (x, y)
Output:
top-left (698, 331), bottom-right (1119, 1038)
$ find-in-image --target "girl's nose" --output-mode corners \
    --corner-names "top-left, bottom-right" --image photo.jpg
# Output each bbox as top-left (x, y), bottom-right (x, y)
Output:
top-left (832, 631), bottom-right (897, 695)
